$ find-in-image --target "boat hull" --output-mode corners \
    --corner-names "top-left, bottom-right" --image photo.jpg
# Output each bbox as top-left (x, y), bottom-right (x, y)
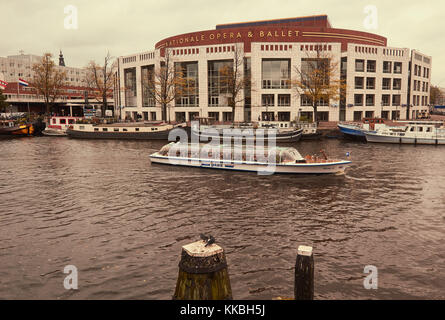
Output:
top-left (149, 155), bottom-right (350, 174)
top-left (337, 123), bottom-right (366, 139)
top-left (43, 129), bottom-right (67, 137)
top-left (0, 124), bottom-right (34, 136)
top-left (67, 128), bottom-right (172, 140)
top-left (365, 133), bottom-right (445, 145)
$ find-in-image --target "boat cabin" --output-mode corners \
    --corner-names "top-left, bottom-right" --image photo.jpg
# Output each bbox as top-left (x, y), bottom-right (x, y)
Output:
top-left (0, 120), bottom-right (15, 128)
top-left (156, 142), bottom-right (336, 164)
top-left (48, 116), bottom-right (82, 130)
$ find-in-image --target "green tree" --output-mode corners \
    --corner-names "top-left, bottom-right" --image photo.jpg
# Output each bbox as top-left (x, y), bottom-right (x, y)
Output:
top-left (430, 85), bottom-right (442, 105)
top-left (0, 89), bottom-right (9, 114)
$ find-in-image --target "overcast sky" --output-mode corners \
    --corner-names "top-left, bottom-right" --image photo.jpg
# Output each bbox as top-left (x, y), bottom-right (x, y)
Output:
top-left (1, 0), bottom-right (443, 84)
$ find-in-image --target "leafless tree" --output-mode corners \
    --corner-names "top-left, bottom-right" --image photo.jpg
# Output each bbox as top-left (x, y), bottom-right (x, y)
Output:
top-left (85, 52), bottom-right (114, 117)
top-left (144, 48), bottom-right (187, 122)
top-left (218, 44), bottom-right (251, 124)
top-left (292, 45), bottom-right (346, 123)
top-left (31, 53), bottom-right (67, 115)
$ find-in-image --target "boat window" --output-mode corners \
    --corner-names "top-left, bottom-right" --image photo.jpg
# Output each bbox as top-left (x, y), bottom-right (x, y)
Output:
top-left (123, 128), bottom-right (128, 132)
top-left (79, 126), bottom-right (85, 130)
top-left (410, 127), bottom-right (415, 132)
top-left (103, 128), bottom-right (108, 132)
top-left (94, 128), bottom-right (99, 131)
top-left (68, 119), bottom-right (75, 124)
top-left (52, 119), bottom-right (57, 124)
top-left (426, 127), bottom-right (431, 132)
top-left (135, 128), bottom-right (140, 131)
top-left (60, 119), bottom-right (66, 124)
top-left (151, 128), bottom-right (157, 131)
top-left (114, 128), bottom-right (119, 132)
top-left (418, 127), bottom-right (423, 132)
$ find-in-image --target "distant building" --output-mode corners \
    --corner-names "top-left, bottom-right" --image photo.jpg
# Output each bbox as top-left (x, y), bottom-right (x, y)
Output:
top-left (113, 14), bottom-right (432, 122)
top-left (0, 52), bottom-right (113, 115)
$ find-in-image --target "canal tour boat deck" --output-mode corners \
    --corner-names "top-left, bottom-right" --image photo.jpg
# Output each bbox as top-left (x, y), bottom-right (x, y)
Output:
top-left (149, 142), bottom-right (351, 174)
top-left (190, 118), bottom-right (303, 143)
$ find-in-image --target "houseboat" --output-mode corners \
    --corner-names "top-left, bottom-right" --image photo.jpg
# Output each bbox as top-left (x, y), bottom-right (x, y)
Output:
top-left (338, 118), bottom-right (386, 139)
top-left (149, 142), bottom-right (351, 174)
top-left (43, 116), bottom-right (83, 136)
top-left (365, 121), bottom-right (445, 145)
top-left (191, 118), bottom-right (303, 143)
top-left (66, 121), bottom-right (186, 140)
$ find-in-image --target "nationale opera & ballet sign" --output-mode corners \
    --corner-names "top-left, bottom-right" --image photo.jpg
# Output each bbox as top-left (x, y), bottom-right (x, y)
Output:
top-left (156, 29), bottom-right (301, 48)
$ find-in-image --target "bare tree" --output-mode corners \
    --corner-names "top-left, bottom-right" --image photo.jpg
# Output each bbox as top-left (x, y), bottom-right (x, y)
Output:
top-left (218, 44), bottom-right (250, 124)
top-left (292, 45), bottom-right (346, 123)
top-left (85, 52), bottom-right (114, 117)
top-left (144, 48), bottom-right (187, 122)
top-left (31, 53), bottom-right (67, 115)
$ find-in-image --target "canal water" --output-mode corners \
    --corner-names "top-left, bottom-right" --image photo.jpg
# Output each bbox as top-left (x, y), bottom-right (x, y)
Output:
top-left (0, 136), bottom-right (444, 299)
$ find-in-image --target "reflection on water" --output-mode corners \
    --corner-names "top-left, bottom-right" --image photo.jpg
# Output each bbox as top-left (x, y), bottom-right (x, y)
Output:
top-left (0, 137), bottom-right (444, 299)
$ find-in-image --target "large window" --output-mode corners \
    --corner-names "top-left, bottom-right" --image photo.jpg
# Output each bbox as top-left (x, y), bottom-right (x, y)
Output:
top-left (301, 58), bottom-right (330, 86)
top-left (301, 95), bottom-right (312, 106)
top-left (355, 59), bottom-right (365, 72)
top-left (141, 65), bottom-right (155, 107)
top-left (317, 95), bottom-right (329, 106)
top-left (393, 78), bottom-right (402, 90)
top-left (367, 60), bottom-right (376, 72)
top-left (124, 68), bottom-right (137, 107)
top-left (354, 94), bottom-right (363, 106)
top-left (366, 77), bottom-right (375, 90)
top-left (381, 94), bottom-right (390, 106)
top-left (208, 60), bottom-right (233, 106)
top-left (382, 78), bottom-right (391, 90)
top-left (277, 94), bottom-right (290, 106)
top-left (383, 61), bottom-right (392, 73)
top-left (392, 94), bottom-right (401, 106)
top-left (366, 94), bottom-right (375, 106)
top-left (262, 59), bottom-right (290, 89)
top-left (175, 61), bottom-right (199, 107)
top-left (394, 62), bottom-right (402, 74)
top-left (355, 77), bottom-right (364, 89)
top-left (262, 94), bottom-right (275, 107)
top-left (278, 112), bottom-right (290, 121)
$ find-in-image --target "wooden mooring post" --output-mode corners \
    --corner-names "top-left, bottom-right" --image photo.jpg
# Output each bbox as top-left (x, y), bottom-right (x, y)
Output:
top-left (294, 245), bottom-right (314, 300)
top-left (173, 239), bottom-right (232, 300)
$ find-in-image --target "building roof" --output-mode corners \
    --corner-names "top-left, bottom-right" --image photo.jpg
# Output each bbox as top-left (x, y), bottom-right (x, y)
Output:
top-left (216, 14), bottom-right (331, 30)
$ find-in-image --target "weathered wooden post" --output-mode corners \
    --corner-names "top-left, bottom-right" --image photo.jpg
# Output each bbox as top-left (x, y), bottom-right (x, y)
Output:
top-left (294, 245), bottom-right (314, 300)
top-left (173, 239), bottom-right (232, 300)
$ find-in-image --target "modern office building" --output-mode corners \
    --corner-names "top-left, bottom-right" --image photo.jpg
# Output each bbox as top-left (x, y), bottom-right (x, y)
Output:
top-left (113, 14), bottom-right (432, 122)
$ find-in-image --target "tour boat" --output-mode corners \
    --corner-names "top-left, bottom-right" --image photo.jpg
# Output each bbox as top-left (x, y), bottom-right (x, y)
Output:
top-left (191, 120), bottom-right (303, 143)
top-left (67, 121), bottom-right (187, 140)
top-left (43, 116), bottom-right (82, 136)
top-left (149, 142), bottom-right (351, 174)
top-left (338, 118), bottom-right (386, 139)
top-left (365, 121), bottom-right (445, 145)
